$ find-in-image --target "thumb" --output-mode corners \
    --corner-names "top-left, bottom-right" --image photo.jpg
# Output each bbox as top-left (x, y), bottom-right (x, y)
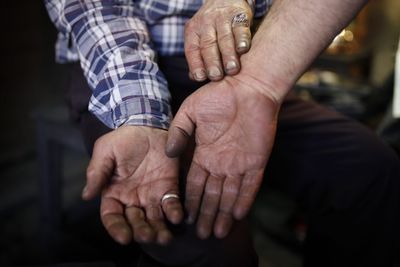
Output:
top-left (83, 138), bottom-right (115, 200)
top-left (165, 108), bottom-right (195, 158)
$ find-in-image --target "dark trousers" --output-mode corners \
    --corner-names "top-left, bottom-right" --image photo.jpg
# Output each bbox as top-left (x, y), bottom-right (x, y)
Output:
top-left (67, 57), bottom-right (400, 267)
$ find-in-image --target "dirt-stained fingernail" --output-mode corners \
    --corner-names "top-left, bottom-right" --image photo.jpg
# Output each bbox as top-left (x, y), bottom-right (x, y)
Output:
top-left (194, 69), bottom-right (206, 80)
top-left (237, 41), bottom-right (248, 51)
top-left (208, 66), bottom-right (222, 78)
top-left (226, 61), bottom-right (237, 71)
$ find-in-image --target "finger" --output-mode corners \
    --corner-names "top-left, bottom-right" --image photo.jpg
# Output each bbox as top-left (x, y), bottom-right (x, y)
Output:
top-left (232, 12), bottom-right (252, 54)
top-left (214, 211), bottom-right (234, 239)
top-left (125, 206), bottom-right (156, 244)
top-left (188, 71), bottom-right (195, 80)
top-left (100, 197), bottom-right (132, 245)
top-left (233, 170), bottom-right (264, 220)
top-left (146, 205), bottom-right (173, 246)
top-left (165, 107), bottom-right (195, 158)
top-left (83, 140), bottom-right (114, 200)
top-left (216, 21), bottom-right (240, 76)
top-left (214, 176), bottom-right (241, 238)
top-left (161, 192), bottom-right (184, 225)
top-left (196, 175), bottom-right (224, 240)
top-left (200, 25), bottom-right (224, 81)
top-left (184, 22), bottom-right (207, 81)
top-left (185, 161), bottom-right (208, 224)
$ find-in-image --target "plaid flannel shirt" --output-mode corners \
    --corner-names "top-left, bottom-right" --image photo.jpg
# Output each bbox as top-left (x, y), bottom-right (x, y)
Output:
top-left (45, 0), bottom-right (271, 129)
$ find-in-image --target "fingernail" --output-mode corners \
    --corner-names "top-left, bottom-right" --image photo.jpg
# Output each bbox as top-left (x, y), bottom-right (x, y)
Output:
top-left (115, 233), bottom-right (131, 245)
top-left (194, 69), bottom-right (206, 80)
top-left (215, 227), bottom-right (226, 239)
top-left (158, 230), bottom-right (173, 246)
top-left (197, 227), bottom-right (210, 240)
top-left (138, 229), bottom-right (154, 243)
top-left (208, 66), bottom-right (222, 78)
top-left (165, 141), bottom-right (174, 156)
top-left (185, 215), bottom-right (194, 224)
top-left (226, 61), bottom-right (237, 71)
top-left (172, 210), bottom-right (184, 224)
top-left (238, 41), bottom-right (248, 50)
top-left (82, 185), bottom-right (89, 198)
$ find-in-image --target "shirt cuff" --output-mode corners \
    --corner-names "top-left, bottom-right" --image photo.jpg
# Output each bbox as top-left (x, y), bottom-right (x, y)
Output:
top-left (114, 96), bottom-right (172, 130)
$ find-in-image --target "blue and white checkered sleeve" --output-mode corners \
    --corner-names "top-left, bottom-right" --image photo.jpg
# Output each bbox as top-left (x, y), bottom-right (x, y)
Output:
top-left (44, 0), bottom-right (172, 130)
top-left (254, 0), bottom-right (273, 18)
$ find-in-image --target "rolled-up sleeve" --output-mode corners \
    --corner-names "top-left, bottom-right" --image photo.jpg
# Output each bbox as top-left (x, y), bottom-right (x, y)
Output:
top-left (254, 0), bottom-right (273, 18)
top-left (45, 0), bottom-right (172, 129)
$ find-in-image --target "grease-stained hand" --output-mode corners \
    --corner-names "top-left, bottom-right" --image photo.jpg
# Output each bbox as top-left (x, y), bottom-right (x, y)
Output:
top-left (82, 126), bottom-right (183, 246)
top-left (165, 74), bottom-right (280, 239)
top-left (185, 0), bottom-right (253, 82)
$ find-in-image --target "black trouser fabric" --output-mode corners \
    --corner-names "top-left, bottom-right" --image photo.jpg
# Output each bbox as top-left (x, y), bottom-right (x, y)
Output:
top-left (67, 56), bottom-right (400, 267)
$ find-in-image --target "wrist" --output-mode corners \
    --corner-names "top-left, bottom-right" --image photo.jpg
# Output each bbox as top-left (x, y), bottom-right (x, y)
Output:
top-left (237, 53), bottom-right (292, 104)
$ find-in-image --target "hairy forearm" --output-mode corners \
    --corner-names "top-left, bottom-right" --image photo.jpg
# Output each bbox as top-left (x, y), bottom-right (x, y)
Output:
top-left (240, 0), bottom-right (368, 102)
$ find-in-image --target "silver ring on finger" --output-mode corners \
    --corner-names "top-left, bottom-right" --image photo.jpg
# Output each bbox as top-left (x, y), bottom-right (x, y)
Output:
top-left (161, 193), bottom-right (180, 204)
top-left (232, 13), bottom-right (250, 28)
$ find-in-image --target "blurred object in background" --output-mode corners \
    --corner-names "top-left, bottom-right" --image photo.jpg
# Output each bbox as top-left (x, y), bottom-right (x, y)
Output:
top-left (295, 3), bottom-right (377, 120)
top-left (326, 5), bottom-right (370, 56)
top-left (369, 0), bottom-right (400, 85)
top-left (377, 39), bottom-right (400, 155)
top-left (312, 2), bottom-right (376, 80)
top-left (294, 0), bottom-right (400, 128)
top-left (295, 70), bottom-right (372, 120)
top-left (392, 38), bottom-right (400, 119)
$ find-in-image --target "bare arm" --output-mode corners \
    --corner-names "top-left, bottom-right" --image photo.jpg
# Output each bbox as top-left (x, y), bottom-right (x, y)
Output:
top-left (240, 0), bottom-right (368, 101)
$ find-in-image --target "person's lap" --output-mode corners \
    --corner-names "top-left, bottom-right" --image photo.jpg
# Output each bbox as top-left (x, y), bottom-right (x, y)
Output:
top-left (67, 57), bottom-right (400, 266)
top-left (268, 95), bottom-right (400, 266)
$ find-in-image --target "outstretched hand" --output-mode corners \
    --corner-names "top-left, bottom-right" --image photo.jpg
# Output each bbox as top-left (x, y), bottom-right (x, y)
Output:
top-left (82, 126), bottom-right (183, 245)
top-left (166, 75), bottom-right (280, 239)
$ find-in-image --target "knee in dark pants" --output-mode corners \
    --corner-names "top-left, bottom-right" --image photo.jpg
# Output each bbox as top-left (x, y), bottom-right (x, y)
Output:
top-left (304, 125), bottom-right (400, 267)
top-left (138, 220), bottom-right (258, 267)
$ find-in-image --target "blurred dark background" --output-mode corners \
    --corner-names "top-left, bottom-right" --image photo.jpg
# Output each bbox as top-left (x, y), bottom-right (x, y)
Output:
top-left (0, 1), bottom-right (399, 266)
